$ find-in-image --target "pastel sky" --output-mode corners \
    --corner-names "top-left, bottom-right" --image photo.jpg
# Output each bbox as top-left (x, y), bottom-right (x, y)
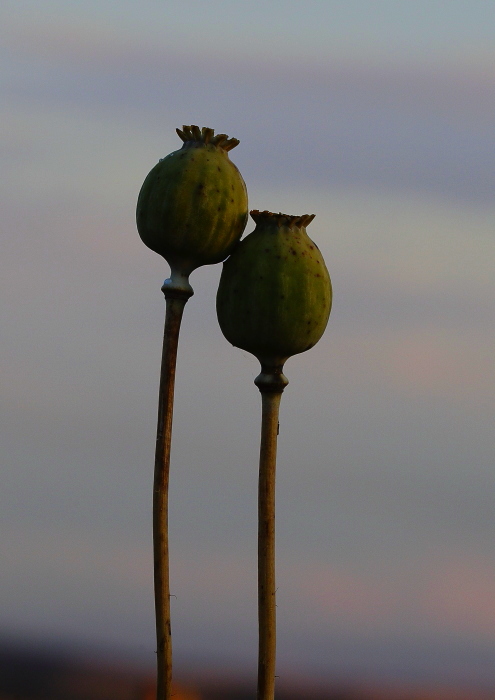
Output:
top-left (1, 0), bottom-right (494, 688)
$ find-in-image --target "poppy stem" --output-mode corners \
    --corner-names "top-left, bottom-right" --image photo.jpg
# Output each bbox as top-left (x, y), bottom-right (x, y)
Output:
top-left (153, 279), bottom-right (193, 700)
top-left (255, 366), bottom-right (288, 700)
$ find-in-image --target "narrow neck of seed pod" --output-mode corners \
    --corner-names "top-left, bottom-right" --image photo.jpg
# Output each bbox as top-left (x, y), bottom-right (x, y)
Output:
top-left (162, 268), bottom-right (194, 298)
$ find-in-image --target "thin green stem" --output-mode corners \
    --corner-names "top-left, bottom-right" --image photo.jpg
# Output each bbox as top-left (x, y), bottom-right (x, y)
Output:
top-left (153, 284), bottom-right (192, 700)
top-left (255, 367), bottom-right (288, 700)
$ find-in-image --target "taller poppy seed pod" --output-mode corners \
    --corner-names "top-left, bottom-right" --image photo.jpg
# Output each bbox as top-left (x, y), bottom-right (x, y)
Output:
top-left (216, 210), bottom-right (332, 369)
top-left (137, 125), bottom-right (248, 290)
top-left (137, 126), bottom-right (248, 700)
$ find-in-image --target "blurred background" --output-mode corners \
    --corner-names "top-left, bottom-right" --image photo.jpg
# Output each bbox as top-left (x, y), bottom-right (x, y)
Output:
top-left (1, 0), bottom-right (494, 697)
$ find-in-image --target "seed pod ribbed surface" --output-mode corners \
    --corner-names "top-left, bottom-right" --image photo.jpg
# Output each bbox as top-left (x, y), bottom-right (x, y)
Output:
top-left (217, 210), bottom-right (332, 366)
top-left (137, 125), bottom-right (248, 276)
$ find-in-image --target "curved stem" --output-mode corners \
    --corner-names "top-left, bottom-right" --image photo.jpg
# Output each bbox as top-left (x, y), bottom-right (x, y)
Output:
top-left (153, 282), bottom-right (193, 700)
top-left (255, 367), bottom-right (288, 700)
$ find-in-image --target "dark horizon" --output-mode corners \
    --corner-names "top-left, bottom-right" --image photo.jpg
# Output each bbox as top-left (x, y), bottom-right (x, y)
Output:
top-left (1, 634), bottom-right (495, 700)
top-left (2, 632), bottom-right (495, 696)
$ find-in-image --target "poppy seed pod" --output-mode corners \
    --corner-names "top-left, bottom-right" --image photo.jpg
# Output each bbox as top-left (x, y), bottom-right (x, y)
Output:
top-left (137, 125), bottom-right (248, 282)
top-left (216, 210), bottom-right (332, 367)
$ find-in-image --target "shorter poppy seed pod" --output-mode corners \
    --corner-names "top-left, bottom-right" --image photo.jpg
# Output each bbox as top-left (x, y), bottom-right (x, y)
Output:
top-left (136, 125), bottom-right (248, 288)
top-left (216, 210), bottom-right (332, 368)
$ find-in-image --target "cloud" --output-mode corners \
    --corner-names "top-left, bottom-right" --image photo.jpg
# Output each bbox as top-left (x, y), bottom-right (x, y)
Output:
top-left (5, 524), bottom-right (495, 648)
top-left (326, 326), bottom-right (495, 409)
top-left (276, 549), bottom-right (495, 643)
top-left (0, 526), bottom-right (154, 649)
top-left (3, 12), bottom-right (495, 204)
top-left (423, 553), bottom-right (495, 638)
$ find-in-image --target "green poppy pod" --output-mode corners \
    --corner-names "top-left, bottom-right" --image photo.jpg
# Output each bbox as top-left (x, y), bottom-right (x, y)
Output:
top-left (217, 210), bottom-right (332, 368)
top-left (137, 125), bottom-right (248, 283)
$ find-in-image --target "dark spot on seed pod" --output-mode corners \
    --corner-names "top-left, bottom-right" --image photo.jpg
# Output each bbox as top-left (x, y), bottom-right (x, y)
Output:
top-left (217, 166), bottom-right (221, 171)
top-left (309, 245), bottom-right (314, 250)
top-left (315, 273), bottom-right (321, 277)
top-left (264, 248), bottom-right (270, 252)
top-left (230, 198), bottom-right (234, 203)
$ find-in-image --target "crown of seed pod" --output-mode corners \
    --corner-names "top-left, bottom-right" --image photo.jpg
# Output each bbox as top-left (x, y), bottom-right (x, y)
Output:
top-left (137, 125), bottom-right (248, 281)
top-left (216, 210), bottom-right (332, 367)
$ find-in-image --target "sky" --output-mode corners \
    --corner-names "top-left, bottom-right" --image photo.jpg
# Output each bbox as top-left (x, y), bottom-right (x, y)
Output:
top-left (1, 0), bottom-right (495, 689)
